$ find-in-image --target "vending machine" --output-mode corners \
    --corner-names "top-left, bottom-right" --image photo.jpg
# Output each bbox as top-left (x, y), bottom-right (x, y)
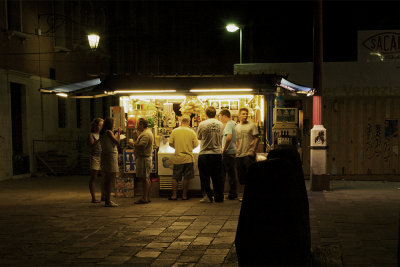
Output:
top-left (272, 108), bottom-right (300, 147)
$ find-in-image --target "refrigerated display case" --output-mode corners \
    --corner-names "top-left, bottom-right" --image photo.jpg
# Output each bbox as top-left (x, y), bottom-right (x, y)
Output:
top-left (157, 140), bottom-right (201, 196)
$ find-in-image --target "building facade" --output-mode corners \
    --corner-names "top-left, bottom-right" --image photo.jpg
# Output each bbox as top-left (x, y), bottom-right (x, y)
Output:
top-left (0, 0), bottom-right (110, 180)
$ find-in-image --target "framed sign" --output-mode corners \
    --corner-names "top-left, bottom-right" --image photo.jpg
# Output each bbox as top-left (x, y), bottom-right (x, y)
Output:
top-left (273, 108), bottom-right (298, 124)
top-left (220, 101), bottom-right (229, 109)
top-left (210, 100), bottom-right (219, 109)
top-left (230, 100), bottom-right (239, 110)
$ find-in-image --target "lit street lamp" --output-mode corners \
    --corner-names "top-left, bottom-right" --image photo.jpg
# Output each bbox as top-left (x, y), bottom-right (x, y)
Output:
top-left (88, 34), bottom-right (100, 50)
top-left (226, 23), bottom-right (243, 64)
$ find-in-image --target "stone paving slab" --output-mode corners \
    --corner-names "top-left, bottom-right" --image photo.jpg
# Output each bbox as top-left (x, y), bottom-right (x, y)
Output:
top-left (0, 176), bottom-right (399, 266)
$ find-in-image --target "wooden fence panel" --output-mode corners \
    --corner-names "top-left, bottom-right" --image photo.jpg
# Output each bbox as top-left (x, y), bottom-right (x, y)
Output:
top-left (299, 96), bottom-right (400, 176)
top-left (392, 98), bottom-right (400, 174)
top-left (321, 96), bottom-right (400, 175)
top-left (355, 97), bottom-right (364, 174)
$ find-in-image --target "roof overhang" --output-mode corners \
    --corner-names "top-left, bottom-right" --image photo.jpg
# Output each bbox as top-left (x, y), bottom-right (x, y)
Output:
top-left (39, 75), bottom-right (279, 98)
top-left (278, 78), bottom-right (314, 96)
top-left (95, 74), bottom-right (277, 96)
top-left (39, 78), bottom-right (106, 98)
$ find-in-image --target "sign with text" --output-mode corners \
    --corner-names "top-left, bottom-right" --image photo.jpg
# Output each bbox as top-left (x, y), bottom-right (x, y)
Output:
top-left (358, 30), bottom-right (400, 62)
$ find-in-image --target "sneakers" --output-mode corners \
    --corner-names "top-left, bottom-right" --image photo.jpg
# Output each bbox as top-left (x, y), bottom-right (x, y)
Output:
top-left (199, 196), bottom-right (213, 203)
top-left (105, 201), bottom-right (119, 207)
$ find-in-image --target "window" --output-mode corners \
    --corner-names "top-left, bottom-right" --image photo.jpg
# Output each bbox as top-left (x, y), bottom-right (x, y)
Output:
top-left (49, 68), bottom-right (56, 80)
top-left (7, 0), bottom-right (22, 32)
top-left (58, 97), bottom-right (67, 128)
top-left (53, 0), bottom-right (72, 51)
top-left (90, 98), bottom-right (95, 122)
top-left (76, 99), bottom-right (81, 128)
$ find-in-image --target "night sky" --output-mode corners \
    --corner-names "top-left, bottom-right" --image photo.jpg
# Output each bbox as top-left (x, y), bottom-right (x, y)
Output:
top-left (153, 0), bottom-right (400, 63)
top-left (107, 1), bottom-right (400, 74)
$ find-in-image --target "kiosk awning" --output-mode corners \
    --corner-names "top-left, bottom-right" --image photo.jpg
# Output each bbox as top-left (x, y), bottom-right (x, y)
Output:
top-left (39, 78), bottom-right (106, 98)
top-left (39, 75), bottom-right (279, 98)
top-left (95, 74), bottom-right (277, 96)
top-left (279, 78), bottom-right (313, 95)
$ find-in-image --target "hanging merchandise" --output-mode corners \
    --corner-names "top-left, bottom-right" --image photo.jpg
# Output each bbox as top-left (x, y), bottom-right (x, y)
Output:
top-left (179, 96), bottom-right (205, 115)
top-left (146, 110), bottom-right (155, 128)
top-left (127, 115), bottom-right (137, 129)
top-left (163, 103), bottom-right (176, 128)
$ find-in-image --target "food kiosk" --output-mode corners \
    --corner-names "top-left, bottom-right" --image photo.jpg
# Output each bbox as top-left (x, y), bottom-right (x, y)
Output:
top-left (98, 75), bottom-right (276, 196)
top-left (38, 74), bottom-right (313, 196)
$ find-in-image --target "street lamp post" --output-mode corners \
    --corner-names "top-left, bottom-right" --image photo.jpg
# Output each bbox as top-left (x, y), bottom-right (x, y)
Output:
top-left (226, 24), bottom-right (243, 64)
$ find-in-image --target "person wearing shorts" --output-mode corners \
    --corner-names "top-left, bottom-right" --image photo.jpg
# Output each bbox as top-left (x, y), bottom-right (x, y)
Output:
top-left (169, 115), bottom-right (199, 200)
top-left (133, 118), bottom-right (154, 204)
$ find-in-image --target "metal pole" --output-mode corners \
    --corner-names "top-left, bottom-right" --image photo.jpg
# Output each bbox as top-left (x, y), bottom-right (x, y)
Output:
top-left (240, 27), bottom-right (243, 64)
top-left (313, 0), bottom-right (323, 126)
top-left (310, 0), bottom-right (329, 191)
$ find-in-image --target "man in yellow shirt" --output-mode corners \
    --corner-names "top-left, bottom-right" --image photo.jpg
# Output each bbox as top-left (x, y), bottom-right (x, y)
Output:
top-left (169, 115), bottom-right (199, 200)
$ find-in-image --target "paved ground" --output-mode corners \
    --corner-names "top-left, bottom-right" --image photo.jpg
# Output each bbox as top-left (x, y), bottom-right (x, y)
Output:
top-left (0, 176), bottom-right (399, 266)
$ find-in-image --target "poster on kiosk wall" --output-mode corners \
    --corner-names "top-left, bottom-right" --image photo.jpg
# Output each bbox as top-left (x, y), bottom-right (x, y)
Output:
top-left (123, 149), bottom-right (157, 174)
top-left (110, 106), bottom-right (126, 132)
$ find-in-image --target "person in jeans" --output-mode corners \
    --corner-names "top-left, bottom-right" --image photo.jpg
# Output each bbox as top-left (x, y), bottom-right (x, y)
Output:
top-left (133, 118), bottom-right (154, 204)
top-left (236, 107), bottom-right (259, 201)
top-left (100, 117), bottom-right (121, 207)
top-left (168, 115), bottom-right (199, 200)
top-left (219, 109), bottom-right (238, 200)
top-left (88, 118), bottom-right (104, 203)
top-left (197, 106), bottom-right (224, 203)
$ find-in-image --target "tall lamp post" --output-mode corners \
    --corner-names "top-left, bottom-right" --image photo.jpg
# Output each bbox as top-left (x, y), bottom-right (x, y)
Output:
top-left (226, 24), bottom-right (243, 64)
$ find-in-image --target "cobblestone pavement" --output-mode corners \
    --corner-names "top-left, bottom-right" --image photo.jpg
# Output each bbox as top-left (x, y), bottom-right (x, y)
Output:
top-left (0, 176), bottom-right (399, 266)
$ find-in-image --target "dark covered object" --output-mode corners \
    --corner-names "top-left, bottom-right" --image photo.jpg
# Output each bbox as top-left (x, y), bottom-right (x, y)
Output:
top-left (235, 145), bottom-right (311, 266)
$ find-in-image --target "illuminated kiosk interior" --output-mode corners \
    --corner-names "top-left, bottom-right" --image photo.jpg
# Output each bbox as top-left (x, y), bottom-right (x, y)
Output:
top-left (110, 87), bottom-right (266, 197)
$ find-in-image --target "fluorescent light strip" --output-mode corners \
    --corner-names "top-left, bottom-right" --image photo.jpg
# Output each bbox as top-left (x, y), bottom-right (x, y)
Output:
top-left (190, 88), bottom-right (253, 92)
top-left (56, 93), bottom-right (68, 97)
top-left (114, 90), bottom-right (176, 94)
top-left (197, 95), bottom-right (253, 100)
top-left (127, 95), bottom-right (186, 100)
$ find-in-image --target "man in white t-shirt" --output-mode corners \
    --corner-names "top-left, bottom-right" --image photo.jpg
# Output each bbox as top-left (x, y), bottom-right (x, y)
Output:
top-left (236, 107), bottom-right (259, 188)
top-left (197, 106), bottom-right (224, 203)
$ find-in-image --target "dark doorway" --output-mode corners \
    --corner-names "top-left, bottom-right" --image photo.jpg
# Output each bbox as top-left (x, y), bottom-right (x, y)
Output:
top-left (10, 82), bottom-right (30, 175)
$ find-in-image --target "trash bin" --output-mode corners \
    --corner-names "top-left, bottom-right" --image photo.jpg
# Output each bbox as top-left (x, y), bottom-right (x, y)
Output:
top-left (235, 145), bottom-right (311, 266)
